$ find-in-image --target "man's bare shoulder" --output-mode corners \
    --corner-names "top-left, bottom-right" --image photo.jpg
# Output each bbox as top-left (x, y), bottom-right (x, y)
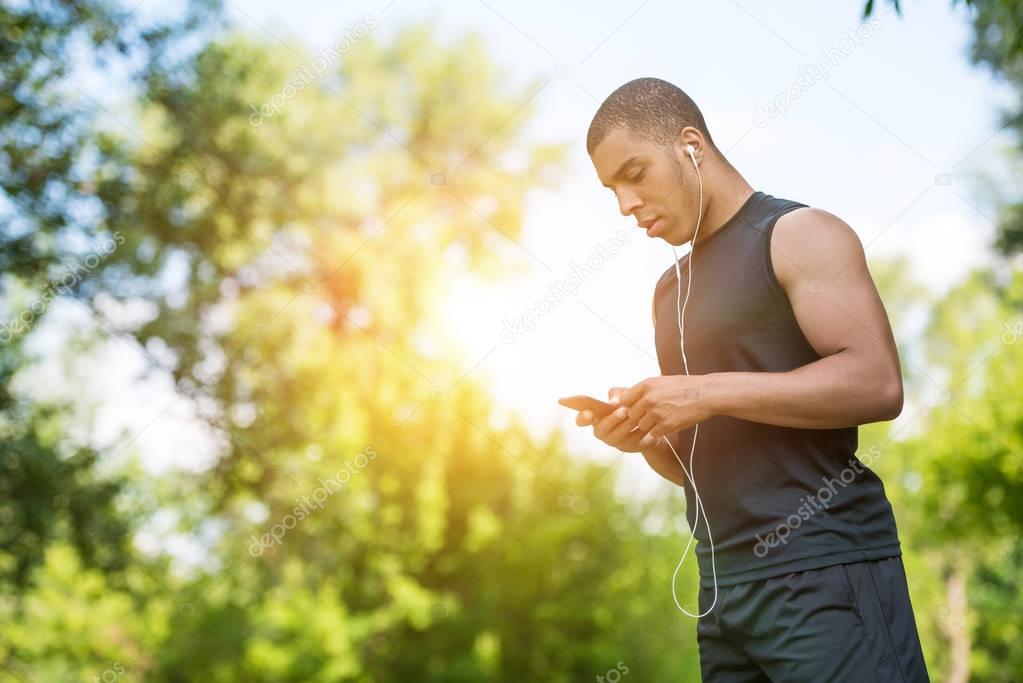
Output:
top-left (771, 207), bottom-right (865, 294)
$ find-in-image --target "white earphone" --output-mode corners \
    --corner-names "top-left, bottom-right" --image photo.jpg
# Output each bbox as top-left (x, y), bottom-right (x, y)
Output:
top-left (663, 141), bottom-right (719, 617)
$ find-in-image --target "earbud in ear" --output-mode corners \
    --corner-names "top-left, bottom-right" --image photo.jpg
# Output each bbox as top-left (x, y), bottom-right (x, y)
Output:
top-left (683, 144), bottom-right (699, 169)
top-left (685, 144), bottom-right (698, 169)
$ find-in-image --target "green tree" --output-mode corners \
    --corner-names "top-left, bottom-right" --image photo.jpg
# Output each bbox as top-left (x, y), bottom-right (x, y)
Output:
top-left (111, 22), bottom-right (699, 681)
top-left (907, 268), bottom-right (1023, 682)
top-left (3, 6), bottom-right (711, 681)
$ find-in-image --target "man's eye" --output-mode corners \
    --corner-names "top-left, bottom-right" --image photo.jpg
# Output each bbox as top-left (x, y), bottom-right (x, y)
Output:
top-left (630, 170), bottom-right (645, 182)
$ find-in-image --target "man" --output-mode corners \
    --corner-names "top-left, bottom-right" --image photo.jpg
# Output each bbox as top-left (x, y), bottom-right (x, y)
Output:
top-left (577, 77), bottom-right (930, 682)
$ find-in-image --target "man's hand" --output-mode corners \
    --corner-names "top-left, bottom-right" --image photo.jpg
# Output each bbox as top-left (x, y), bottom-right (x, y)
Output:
top-left (575, 387), bottom-right (660, 453)
top-left (619, 375), bottom-right (716, 439)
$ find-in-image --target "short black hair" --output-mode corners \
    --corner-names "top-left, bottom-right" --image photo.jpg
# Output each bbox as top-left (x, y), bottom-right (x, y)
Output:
top-left (586, 77), bottom-right (716, 156)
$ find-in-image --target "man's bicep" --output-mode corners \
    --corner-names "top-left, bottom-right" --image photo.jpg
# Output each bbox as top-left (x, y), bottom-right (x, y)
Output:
top-left (771, 209), bottom-right (900, 368)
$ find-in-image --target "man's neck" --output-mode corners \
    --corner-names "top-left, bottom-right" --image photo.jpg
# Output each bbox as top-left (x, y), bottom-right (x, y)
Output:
top-left (693, 174), bottom-right (756, 244)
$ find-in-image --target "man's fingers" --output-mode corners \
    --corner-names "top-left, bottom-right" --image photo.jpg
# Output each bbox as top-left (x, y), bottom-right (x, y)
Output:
top-left (604, 409), bottom-right (640, 443)
top-left (593, 406), bottom-right (629, 439)
top-left (620, 380), bottom-right (646, 407)
top-left (637, 414), bottom-right (657, 434)
top-left (638, 431), bottom-right (659, 451)
top-left (574, 401), bottom-right (649, 454)
top-left (608, 386), bottom-right (627, 405)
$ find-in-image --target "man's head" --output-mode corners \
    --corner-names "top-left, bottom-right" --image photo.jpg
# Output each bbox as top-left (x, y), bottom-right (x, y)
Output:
top-left (587, 77), bottom-right (720, 246)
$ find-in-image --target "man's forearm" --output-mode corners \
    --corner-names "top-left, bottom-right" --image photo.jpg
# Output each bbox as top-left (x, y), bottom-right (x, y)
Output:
top-left (640, 435), bottom-right (685, 487)
top-left (706, 350), bottom-right (903, 430)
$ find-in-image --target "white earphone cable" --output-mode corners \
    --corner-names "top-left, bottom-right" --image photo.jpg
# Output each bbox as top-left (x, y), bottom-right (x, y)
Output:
top-left (662, 145), bottom-right (718, 618)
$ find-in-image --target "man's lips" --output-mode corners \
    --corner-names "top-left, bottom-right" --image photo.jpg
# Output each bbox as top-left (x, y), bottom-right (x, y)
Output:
top-left (639, 218), bottom-right (661, 235)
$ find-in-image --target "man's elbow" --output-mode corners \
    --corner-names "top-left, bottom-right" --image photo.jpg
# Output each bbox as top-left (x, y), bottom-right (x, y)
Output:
top-left (878, 376), bottom-right (904, 421)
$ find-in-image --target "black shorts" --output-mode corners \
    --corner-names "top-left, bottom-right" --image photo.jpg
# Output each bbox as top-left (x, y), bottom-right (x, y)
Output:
top-left (696, 555), bottom-right (930, 682)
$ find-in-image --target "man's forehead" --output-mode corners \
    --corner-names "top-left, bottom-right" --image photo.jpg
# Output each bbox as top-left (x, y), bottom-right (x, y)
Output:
top-left (592, 129), bottom-right (652, 182)
top-left (592, 128), bottom-right (646, 158)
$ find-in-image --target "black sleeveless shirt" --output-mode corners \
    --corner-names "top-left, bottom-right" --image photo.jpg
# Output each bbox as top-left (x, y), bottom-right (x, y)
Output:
top-left (653, 190), bottom-right (901, 588)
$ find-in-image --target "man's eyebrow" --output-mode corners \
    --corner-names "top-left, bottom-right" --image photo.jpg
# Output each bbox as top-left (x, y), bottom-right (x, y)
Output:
top-left (602, 156), bottom-right (643, 188)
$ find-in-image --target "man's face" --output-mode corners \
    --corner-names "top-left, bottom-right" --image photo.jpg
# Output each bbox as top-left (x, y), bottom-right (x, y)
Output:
top-left (590, 127), bottom-right (695, 246)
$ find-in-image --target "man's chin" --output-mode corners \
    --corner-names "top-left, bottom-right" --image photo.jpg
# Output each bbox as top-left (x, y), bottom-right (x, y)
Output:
top-left (657, 224), bottom-right (689, 247)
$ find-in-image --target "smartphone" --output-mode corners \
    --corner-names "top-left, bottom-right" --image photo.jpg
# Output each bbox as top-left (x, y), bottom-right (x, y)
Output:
top-left (558, 394), bottom-right (617, 419)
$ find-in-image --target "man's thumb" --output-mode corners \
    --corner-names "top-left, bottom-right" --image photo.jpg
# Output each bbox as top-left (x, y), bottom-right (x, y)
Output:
top-left (608, 387), bottom-right (627, 405)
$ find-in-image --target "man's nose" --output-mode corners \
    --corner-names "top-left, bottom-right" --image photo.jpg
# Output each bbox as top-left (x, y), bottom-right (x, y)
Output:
top-left (617, 190), bottom-right (642, 217)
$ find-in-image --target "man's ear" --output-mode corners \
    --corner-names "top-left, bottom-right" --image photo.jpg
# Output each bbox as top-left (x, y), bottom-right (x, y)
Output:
top-left (673, 127), bottom-right (702, 162)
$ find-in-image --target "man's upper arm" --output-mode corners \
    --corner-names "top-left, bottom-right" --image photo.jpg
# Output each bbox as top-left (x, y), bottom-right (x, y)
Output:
top-left (770, 208), bottom-right (903, 395)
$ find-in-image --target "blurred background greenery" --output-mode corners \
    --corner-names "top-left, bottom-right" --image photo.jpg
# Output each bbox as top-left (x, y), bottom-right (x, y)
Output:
top-left (1, 0), bottom-right (1022, 681)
